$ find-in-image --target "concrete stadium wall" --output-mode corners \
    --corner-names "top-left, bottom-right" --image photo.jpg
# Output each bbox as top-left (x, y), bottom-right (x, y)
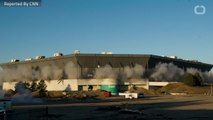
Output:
top-left (149, 82), bottom-right (178, 87)
top-left (3, 82), bottom-right (16, 91)
top-left (124, 79), bottom-right (149, 90)
top-left (78, 79), bottom-right (114, 91)
top-left (2, 79), bottom-right (150, 91)
top-left (82, 85), bottom-right (101, 91)
top-left (78, 79), bottom-right (103, 85)
top-left (45, 79), bottom-right (78, 91)
top-left (2, 79), bottom-right (79, 91)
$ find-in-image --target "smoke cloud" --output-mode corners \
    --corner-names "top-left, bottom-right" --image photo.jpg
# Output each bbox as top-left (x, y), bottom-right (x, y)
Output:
top-left (186, 68), bottom-right (213, 83)
top-left (41, 65), bottom-right (63, 80)
top-left (32, 68), bottom-right (41, 81)
top-left (94, 64), bottom-right (145, 80)
top-left (65, 62), bottom-right (78, 79)
top-left (0, 65), bottom-right (32, 84)
top-left (150, 63), bottom-right (213, 83)
top-left (0, 62), bottom-right (78, 84)
top-left (150, 63), bottom-right (184, 82)
top-left (95, 65), bottom-right (118, 79)
top-left (186, 68), bottom-right (201, 75)
top-left (0, 61), bottom-right (212, 85)
top-left (12, 82), bottom-right (42, 104)
top-left (202, 72), bottom-right (213, 83)
top-left (0, 82), bottom-right (42, 104)
top-left (94, 64), bottom-right (146, 85)
top-left (124, 64), bottom-right (145, 79)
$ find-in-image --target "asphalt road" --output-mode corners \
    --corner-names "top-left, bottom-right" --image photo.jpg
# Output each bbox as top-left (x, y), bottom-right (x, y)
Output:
top-left (8, 95), bottom-right (213, 120)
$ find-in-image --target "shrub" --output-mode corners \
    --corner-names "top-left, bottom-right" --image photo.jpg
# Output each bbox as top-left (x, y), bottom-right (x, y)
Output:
top-left (14, 81), bottom-right (31, 94)
top-left (37, 80), bottom-right (47, 97)
top-left (30, 80), bottom-right (38, 92)
top-left (182, 73), bottom-right (202, 86)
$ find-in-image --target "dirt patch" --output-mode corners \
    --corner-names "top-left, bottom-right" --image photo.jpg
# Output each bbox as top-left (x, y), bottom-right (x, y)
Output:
top-left (65, 89), bottom-right (105, 99)
top-left (158, 83), bottom-right (211, 94)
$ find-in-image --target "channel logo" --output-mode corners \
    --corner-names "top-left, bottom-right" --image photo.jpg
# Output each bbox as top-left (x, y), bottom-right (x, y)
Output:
top-left (194, 5), bottom-right (206, 15)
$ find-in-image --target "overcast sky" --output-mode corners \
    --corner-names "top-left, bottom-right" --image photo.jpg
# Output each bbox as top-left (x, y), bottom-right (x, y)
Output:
top-left (0, 0), bottom-right (212, 64)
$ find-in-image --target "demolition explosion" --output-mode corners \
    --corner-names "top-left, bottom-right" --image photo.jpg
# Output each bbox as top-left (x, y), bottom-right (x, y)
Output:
top-left (0, 52), bottom-right (213, 119)
top-left (0, 52), bottom-right (213, 95)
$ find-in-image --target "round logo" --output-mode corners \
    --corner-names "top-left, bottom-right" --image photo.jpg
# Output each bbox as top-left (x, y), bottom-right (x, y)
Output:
top-left (194, 5), bottom-right (206, 15)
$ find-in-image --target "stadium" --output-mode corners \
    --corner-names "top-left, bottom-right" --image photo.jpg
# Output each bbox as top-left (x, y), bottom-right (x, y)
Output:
top-left (0, 52), bottom-right (212, 95)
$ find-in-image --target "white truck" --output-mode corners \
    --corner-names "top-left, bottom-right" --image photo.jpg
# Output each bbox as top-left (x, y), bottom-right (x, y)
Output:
top-left (119, 92), bottom-right (138, 99)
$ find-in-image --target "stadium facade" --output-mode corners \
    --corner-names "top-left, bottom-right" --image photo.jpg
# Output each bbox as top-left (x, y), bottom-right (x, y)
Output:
top-left (0, 53), bottom-right (212, 94)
